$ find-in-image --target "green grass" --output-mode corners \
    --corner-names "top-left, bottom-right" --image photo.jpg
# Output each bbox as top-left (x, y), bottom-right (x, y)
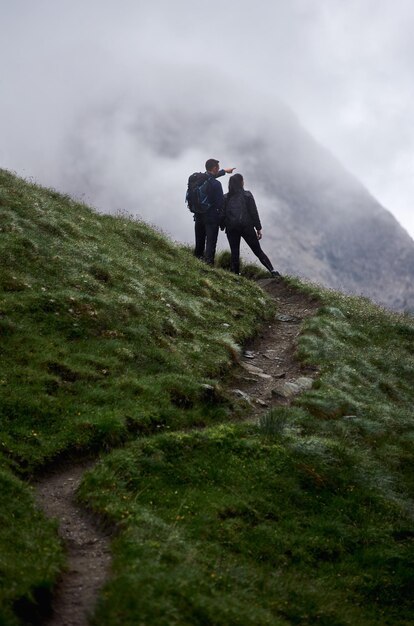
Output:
top-left (79, 281), bottom-right (414, 625)
top-left (215, 250), bottom-right (269, 279)
top-left (0, 168), bottom-right (270, 472)
top-left (79, 423), bottom-right (413, 625)
top-left (0, 467), bottom-right (63, 626)
top-left (1, 168), bottom-right (414, 625)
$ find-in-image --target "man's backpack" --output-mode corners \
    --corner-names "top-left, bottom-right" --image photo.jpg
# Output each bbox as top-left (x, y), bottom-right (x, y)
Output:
top-left (223, 191), bottom-right (249, 229)
top-left (186, 172), bottom-right (212, 214)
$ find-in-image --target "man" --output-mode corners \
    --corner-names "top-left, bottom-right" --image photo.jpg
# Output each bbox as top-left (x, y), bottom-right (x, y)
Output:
top-left (193, 159), bottom-right (235, 265)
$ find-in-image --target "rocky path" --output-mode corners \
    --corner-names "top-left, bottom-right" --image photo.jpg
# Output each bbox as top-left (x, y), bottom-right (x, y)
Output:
top-left (33, 278), bottom-right (319, 625)
top-left (229, 278), bottom-right (320, 415)
top-left (34, 464), bottom-right (111, 626)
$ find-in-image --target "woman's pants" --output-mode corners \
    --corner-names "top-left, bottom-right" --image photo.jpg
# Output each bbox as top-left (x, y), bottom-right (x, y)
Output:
top-left (226, 226), bottom-right (274, 274)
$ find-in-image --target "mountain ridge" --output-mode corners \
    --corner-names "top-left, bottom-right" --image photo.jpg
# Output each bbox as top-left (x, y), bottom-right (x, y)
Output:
top-left (239, 110), bottom-right (414, 311)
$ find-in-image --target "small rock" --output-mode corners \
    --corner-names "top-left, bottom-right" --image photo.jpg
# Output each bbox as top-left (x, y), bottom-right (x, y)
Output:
top-left (272, 376), bottom-right (313, 399)
top-left (231, 389), bottom-right (252, 404)
top-left (255, 398), bottom-right (269, 407)
top-left (233, 372), bottom-right (259, 383)
top-left (241, 363), bottom-right (265, 375)
top-left (243, 350), bottom-right (256, 359)
top-left (263, 350), bottom-right (283, 361)
top-left (275, 313), bottom-right (301, 323)
top-left (272, 384), bottom-right (297, 399)
top-left (296, 377), bottom-right (314, 390)
top-left (283, 382), bottom-right (302, 397)
top-left (274, 372), bottom-right (286, 379)
top-left (241, 363), bottom-right (272, 380)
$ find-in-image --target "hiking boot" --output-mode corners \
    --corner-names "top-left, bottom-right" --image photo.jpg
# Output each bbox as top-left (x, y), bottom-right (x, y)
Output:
top-left (270, 270), bottom-right (281, 277)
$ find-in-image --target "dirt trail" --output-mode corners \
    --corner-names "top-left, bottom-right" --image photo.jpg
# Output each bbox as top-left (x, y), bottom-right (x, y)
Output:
top-left (34, 463), bottom-right (111, 626)
top-left (229, 278), bottom-right (320, 416)
top-left (33, 278), bottom-right (319, 625)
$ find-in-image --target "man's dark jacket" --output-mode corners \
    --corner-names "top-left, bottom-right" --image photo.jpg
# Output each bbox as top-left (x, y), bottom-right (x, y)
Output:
top-left (200, 170), bottom-right (225, 225)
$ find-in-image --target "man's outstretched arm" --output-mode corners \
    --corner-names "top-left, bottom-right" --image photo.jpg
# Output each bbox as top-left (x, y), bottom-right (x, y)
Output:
top-left (215, 167), bottom-right (236, 178)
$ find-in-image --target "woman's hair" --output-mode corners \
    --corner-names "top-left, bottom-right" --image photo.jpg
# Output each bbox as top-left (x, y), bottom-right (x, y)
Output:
top-left (228, 173), bottom-right (244, 196)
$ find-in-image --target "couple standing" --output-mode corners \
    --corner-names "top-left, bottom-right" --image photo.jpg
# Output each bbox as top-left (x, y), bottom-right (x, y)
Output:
top-left (188, 158), bottom-right (280, 277)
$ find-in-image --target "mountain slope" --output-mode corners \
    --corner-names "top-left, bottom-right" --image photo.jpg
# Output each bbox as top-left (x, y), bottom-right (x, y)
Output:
top-left (0, 168), bottom-right (268, 624)
top-left (231, 107), bottom-right (414, 312)
top-left (80, 277), bottom-right (414, 626)
top-left (58, 95), bottom-right (414, 311)
top-left (0, 168), bottom-right (268, 471)
top-left (1, 169), bottom-right (413, 626)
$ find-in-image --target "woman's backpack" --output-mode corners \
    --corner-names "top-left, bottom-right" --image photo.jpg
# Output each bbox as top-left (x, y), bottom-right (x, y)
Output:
top-left (224, 191), bottom-right (250, 229)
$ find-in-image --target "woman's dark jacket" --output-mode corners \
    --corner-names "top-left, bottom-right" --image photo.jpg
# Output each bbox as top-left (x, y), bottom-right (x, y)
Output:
top-left (221, 190), bottom-right (262, 231)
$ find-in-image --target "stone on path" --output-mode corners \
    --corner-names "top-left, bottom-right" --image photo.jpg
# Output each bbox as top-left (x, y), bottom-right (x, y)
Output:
top-left (241, 362), bottom-right (272, 380)
top-left (241, 362), bottom-right (265, 375)
top-left (272, 376), bottom-right (314, 399)
top-left (275, 313), bottom-right (301, 323)
top-left (243, 350), bottom-right (256, 359)
top-left (263, 350), bottom-right (283, 361)
top-left (231, 389), bottom-right (252, 403)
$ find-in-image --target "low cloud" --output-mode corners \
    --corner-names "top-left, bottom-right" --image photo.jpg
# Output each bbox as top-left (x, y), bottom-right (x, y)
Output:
top-left (1, 0), bottom-right (414, 238)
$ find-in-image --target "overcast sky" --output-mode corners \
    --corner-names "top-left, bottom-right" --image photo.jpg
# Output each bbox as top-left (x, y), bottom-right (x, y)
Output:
top-left (1, 0), bottom-right (414, 239)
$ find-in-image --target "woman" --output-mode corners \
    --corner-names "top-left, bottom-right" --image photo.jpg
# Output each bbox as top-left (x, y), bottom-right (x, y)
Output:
top-left (221, 173), bottom-right (280, 276)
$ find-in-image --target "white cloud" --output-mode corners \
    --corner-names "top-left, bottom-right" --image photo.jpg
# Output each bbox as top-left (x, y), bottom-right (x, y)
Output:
top-left (1, 0), bottom-right (414, 238)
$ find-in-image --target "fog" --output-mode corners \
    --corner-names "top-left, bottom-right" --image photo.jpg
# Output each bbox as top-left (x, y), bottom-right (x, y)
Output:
top-left (2, 0), bottom-right (414, 240)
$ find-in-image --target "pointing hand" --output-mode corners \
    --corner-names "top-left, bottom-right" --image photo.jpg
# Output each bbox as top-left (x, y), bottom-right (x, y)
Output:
top-left (224, 168), bottom-right (236, 174)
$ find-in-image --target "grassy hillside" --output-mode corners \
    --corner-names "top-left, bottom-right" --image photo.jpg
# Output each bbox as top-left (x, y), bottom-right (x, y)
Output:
top-left (0, 168), bottom-right (270, 469)
top-left (1, 169), bottom-right (413, 625)
top-left (79, 288), bottom-right (414, 625)
top-left (0, 169), bottom-right (269, 624)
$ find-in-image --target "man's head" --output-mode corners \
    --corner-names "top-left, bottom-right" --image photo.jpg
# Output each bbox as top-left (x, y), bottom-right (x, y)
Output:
top-left (205, 158), bottom-right (220, 175)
